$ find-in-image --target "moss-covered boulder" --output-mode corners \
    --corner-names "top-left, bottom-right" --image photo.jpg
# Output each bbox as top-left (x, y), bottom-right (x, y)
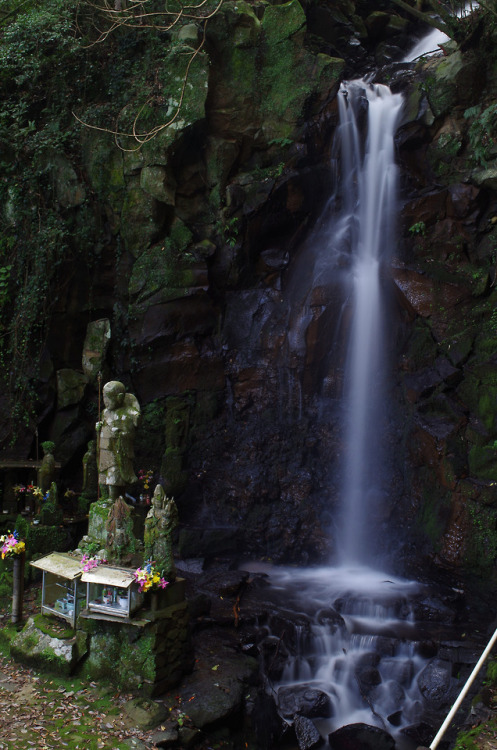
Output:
top-left (422, 50), bottom-right (482, 118)
top-left (87, 499), bottom-right (112, 545)
top-left (82, 318), bottom-right (111, 382)
top-left (56, 369), bottom-right (88, 410)
top-left (207, 0), bottom-right (344, 142)
top-left (11, 616), bottom-right (86, 675)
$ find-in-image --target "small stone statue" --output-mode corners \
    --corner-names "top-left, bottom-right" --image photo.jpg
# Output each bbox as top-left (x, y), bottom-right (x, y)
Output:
top-left (144, 483), bottom-right (179, 582)
top-left (37, 441), bottom-right (56, 494)
top-left (96, 381), bottom-right (140, 501)
top-left (106, 496), bottom-right (136, 563)
top-left (81, 439), bottom-right (98, 504)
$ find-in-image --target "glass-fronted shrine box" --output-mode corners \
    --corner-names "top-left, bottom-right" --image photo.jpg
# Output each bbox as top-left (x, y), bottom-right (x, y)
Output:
top-left (82, 565), bottom-right (143, 619)
top-left (30, 552), bottom-right (86, 628)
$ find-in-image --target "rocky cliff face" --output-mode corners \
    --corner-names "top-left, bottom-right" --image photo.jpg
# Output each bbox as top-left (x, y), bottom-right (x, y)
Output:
top-left (393, 33), bottom-right (497, 584)
top-left (1, 0), bottom-right (497, 581)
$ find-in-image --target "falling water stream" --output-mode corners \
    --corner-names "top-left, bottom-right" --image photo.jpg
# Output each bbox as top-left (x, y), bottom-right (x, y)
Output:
top-left (255, 74), bottom-right (468, 749)
top-left (338, 80), bottom-right (403, 565)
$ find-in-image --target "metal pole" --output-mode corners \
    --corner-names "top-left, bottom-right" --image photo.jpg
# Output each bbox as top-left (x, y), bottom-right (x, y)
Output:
top-left (428, 625), bottom-right (497, 750)
top-left (97, 371), bottom-right (102, 501)
top-left (11, 551), bottom-right (25, 624)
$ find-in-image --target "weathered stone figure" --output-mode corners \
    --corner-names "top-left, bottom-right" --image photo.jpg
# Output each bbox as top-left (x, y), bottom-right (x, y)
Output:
top-left (106, 496), bottom-right (136, 563)
top-left (144, 483), bottom-right (179, 582)
top-left (81, 439), bottom-right (98, 503)
top-left (37, 441), bottom-right (55, 493)
top-left (97, 381), bottom-right (140, 500)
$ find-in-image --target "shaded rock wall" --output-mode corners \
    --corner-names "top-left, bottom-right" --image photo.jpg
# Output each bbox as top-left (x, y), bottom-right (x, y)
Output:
top-left (393, 31), bottom-right (497, 583)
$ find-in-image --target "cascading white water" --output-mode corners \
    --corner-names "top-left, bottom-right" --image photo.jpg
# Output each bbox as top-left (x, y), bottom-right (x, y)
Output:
top-left (254, 78), bottom-right (454, 749)
top-left (338, 81), bottom-right (404, 564)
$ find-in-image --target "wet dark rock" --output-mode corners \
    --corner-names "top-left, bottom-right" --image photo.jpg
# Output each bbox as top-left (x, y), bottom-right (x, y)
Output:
top-left (259, 635), bottom-right (290, 681)
top-left (355, 651), bottom-right (380, 669)
top-left (149, 726), bottom-right (179, 747)
top-left (277, 685), bottom-right (332, 718)
top-left (268, 612), bottom-right (313, 653)
top-left (412, 597), bottom-right (457, 624)
top-left (294, 714), bottom-right (325, 750)
top-left (417, 659), bottom-right (453, 708)
top-left (250, 691), bottom-right (286, 750)
top-left (400, 721), bottom-right (436, 747)
top-left (328, 722), bottom-right (396, 750)
top-left (355, 665), bottom-right (382, 693)
top-left (197, 569), bottom-right (250, 597)
top-left (316, 608), bottom-right (346, 631)
top-left (187, 593), bottom-right (212, 620)
top-left (387, 710), bottom-right (402, 727)
top-left (176, 653), bottom-right (258, 730)
top-left (177, 726), bottom-right (202, 748)
top-left (374, 637), bottom-right (397, 657)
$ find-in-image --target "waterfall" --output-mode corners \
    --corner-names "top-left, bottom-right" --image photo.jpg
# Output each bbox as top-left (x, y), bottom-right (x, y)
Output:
top-left (337, 81), bottom-right (403, 564)
top-left (251, 77), bottom-right (464, 748)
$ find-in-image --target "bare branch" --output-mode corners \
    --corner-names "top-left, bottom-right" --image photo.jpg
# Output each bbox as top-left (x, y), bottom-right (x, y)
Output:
top-left (73, 0), bottom-right (224, 150)
top-left (390, 0), bottom-right (452, 34)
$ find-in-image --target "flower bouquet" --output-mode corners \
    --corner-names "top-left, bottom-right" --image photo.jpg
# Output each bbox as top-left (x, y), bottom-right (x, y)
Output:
top-left (133, 560), bottom-right (168, 593)
top-left (1, 531), bottom-right (25, 559)
top-left (81, 553), bottom-right (107, 572)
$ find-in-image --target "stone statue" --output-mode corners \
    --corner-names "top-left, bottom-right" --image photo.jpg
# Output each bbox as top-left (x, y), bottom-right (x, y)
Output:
top-left (96, 380), bottom-right (140, 500)
top-left (40, 481), bottom-right (63, 525)
top-left (81, 439), bottom-right (98, 504)
top-left (37, 441), bottom-right (56, 493)
top-left (106, 496), bottom-right (136, 563)
top-left (144, 483), bottom-right (179, 582)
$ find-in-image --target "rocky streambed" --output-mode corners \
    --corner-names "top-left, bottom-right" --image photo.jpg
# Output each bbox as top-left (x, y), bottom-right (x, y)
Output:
top-left (2, 561), bottom-right (497, 750)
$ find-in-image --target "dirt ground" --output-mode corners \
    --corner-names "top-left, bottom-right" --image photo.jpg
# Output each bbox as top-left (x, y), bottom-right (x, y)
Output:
top-left (0, 582), bottom-right (191, 750)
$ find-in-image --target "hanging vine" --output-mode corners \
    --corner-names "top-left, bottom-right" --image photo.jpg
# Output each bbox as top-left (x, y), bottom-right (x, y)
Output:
top-left (73, 0), bottom-right (224, 151)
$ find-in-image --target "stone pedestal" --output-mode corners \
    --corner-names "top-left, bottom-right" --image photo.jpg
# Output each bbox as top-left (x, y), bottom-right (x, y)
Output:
top-left (78, 578), bottom-right (193, 696)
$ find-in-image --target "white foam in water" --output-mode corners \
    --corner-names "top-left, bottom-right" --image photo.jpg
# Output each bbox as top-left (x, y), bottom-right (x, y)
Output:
top-left (403, 2), bottom-right (478, 61)
top-left (258, 564), bottom-right (430, 745)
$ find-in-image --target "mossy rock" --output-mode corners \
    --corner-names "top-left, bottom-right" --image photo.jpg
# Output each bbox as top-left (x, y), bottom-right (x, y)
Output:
top-left (124, 697), bottom-right (168, 730)
top-left (128, 220), bottom-right (198, 307)
top-left (423, 51), bottom-right (481, 118)
top-left (208, 0), bottom-right (344, 142)
top-left (87, 499), bottom-right (112, 545)
top-left (82, 319), bottom-right (111, 382)
top-left (121, 179), bottom-right (167, 259)
top-left (83, 132), bottom-right (125, 217)
top-left (464, 500), bottom-right (497, 572)
top-left (83, 630), bottom-right (156, 689)
top-left (11, 617), bottom-right (84, 675)
top-left (469, 444), bottom-right (497, 482)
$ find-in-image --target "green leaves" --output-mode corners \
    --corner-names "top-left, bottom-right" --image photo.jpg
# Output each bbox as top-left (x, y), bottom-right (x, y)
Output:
top-left (464, 102), bottom-right (497, 167)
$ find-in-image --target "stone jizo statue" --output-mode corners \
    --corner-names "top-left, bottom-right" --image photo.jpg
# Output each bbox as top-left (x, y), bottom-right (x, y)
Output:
top-left (144, 483), bottom-right (179, 582)
top-left (81, 439), bottom-right (98, 503)
top-left (38, 441), bottom-right (56, 494)
top-left (97, 380), bottom-right (140, 501)
top-left (106, 496), bottom-right (136, 563)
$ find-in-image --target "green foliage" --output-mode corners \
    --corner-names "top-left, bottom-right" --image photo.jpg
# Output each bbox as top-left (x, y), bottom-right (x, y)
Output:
top-left (0, 0), bottom-right (97, 442)
top-left (485, 657), bottom-right (497, 685)
top-left (408, 221), bottom-right (426, 236)
top-left (464, 103), bottom-right (497, 167)
top-left (0, 557), bottom-right (13, 598)
top-left (217, 216), bottom-right (240, 247)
